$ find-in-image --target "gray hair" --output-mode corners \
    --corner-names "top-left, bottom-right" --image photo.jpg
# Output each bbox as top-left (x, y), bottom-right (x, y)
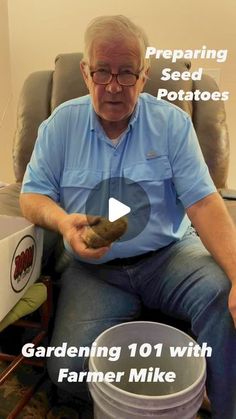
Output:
top-left (83, 15), bottom-right (150, 71)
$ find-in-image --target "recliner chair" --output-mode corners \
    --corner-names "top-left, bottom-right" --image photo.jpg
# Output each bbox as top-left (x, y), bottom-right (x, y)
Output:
top-left (0, 52), bottom-right (235, 269)
top-left (0, 50), bottom-right (235, 419)
top-left (0, 53), bottom-right (235, 222)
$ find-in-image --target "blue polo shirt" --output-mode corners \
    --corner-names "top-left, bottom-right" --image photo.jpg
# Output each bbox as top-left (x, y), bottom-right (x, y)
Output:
top-left (21, 93), bottom-right (216, 263)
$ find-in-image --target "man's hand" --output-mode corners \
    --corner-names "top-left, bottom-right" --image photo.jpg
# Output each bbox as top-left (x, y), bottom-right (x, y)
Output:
top-left (58, 213), bottom-right (110, 259)
top-left (20, 194), bottom-right (109, 260)
top-left (228, 285), bottom-right (236, 327)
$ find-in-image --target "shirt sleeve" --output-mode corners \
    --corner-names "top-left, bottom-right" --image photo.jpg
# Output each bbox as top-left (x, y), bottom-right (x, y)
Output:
top-left (168, 109), bottom-right (216, 208)
top-left (21, 110), bottom-right (65, 203)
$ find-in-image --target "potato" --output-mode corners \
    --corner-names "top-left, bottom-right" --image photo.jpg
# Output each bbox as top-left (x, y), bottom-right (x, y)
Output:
top-left (82, 216), bottom-right (128, 248)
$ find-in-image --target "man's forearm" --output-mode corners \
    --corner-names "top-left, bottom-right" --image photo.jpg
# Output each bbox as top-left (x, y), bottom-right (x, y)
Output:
top-left (187, 192), bottom-right (236, 285)
top-left (19, 193), bottom-right (67, 233)
top-left (20, 193), bottom-right (110, 260)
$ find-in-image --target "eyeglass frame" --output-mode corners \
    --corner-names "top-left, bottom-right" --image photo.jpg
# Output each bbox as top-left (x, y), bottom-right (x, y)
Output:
top-left (89, 68), bottom-right (144, 87)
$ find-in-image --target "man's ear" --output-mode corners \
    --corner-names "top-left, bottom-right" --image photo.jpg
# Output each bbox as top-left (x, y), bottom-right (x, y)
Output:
top-left (145, 67), bottom-right (150, 77)
top-left (141, 67), bottom-right (150, 91)
top-left (80, 60), bottom-right (90, 89)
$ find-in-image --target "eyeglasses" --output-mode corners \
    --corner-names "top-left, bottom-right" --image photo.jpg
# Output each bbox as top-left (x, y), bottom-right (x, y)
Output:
top-left (90, 69), bottom-right (141, 86)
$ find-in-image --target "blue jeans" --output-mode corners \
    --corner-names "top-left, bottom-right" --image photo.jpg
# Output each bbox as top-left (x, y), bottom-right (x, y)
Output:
top-left (47, 229), bottom-right (236, 419)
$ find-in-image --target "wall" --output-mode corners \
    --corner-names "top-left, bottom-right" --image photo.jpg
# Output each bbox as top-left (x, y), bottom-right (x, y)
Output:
top-left (0, 0), bottom-right (14, 182)
top-left (5, 0), bottom-right (236, 186)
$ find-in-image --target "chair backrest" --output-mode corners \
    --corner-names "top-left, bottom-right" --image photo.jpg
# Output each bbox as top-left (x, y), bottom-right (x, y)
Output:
top-left (13, 52), bottom-right (229, 188)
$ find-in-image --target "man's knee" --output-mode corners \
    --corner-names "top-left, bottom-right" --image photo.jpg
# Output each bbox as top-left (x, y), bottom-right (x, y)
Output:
top-left (203, 263), bottom-right (231, 301)
top-left (192, 265), bottom-right (231, 331)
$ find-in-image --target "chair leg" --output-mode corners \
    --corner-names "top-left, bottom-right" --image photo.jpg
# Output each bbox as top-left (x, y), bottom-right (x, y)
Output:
top-left (6, 372), bottom-right (46, 419)
top-left (40, 276), bottom-right (53, 331)
top-left (0, 331), bottom-right (46, 386)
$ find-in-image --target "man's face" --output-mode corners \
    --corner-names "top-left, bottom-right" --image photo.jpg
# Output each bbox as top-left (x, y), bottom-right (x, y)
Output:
top-left (81, 38), bottom-right (147, 127)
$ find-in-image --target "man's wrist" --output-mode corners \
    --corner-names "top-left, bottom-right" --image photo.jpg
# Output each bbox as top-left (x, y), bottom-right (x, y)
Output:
top-left (57, 213), bottom-right (69, 236)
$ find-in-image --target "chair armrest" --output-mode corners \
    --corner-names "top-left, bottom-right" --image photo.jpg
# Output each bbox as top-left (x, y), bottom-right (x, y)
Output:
top-left (219, 188), bottom-right (236, 200)
top-left (0, 182), bottom-right (22, 216)
top-left (219, 189), bottom-right (236, 224)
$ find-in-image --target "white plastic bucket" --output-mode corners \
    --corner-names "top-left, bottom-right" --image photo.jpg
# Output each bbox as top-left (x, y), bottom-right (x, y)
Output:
top-left (88, 321), bottom-right (206, 419)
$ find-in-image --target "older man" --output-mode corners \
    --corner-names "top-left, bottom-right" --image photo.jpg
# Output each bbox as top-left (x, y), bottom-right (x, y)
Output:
top-left (20, 15), bottom-right (236, 419)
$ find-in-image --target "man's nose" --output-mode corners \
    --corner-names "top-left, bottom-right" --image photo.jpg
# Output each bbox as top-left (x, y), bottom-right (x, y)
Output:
top-left (105, 76), bottom-right (122, 94)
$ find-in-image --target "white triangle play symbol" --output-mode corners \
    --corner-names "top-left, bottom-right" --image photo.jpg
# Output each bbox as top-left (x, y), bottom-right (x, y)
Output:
top-left (108, 197), bottom-right (131, 222)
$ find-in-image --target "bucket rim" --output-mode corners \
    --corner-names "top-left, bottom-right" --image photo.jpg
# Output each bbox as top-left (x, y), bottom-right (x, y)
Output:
top-left (89, 321), bottom-right (206, 401)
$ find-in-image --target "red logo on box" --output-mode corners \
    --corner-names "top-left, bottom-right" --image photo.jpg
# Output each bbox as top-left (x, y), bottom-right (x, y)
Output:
top-left (10, 235), bottom-right (37, 292)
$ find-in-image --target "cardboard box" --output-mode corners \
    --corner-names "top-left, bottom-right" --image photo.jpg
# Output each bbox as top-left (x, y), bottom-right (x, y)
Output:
top-left (0, 215), bottom-right (43, 321)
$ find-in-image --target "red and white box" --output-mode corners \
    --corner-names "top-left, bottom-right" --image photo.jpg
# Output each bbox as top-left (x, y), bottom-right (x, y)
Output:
top-left (0, 215), bottom-right (43, 321)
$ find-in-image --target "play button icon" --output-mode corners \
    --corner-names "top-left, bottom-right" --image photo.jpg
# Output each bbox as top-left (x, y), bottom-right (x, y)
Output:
top-left (85, 176), bottom-right (151, 242)
top-left (108, 197), bottom-right (131, 222)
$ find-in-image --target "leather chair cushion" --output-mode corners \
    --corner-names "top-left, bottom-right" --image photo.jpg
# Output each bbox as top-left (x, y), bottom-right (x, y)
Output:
top-left (51, 53), bottom-right (88, 111)
top-left (13, 71), bottom-right (53, 182)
